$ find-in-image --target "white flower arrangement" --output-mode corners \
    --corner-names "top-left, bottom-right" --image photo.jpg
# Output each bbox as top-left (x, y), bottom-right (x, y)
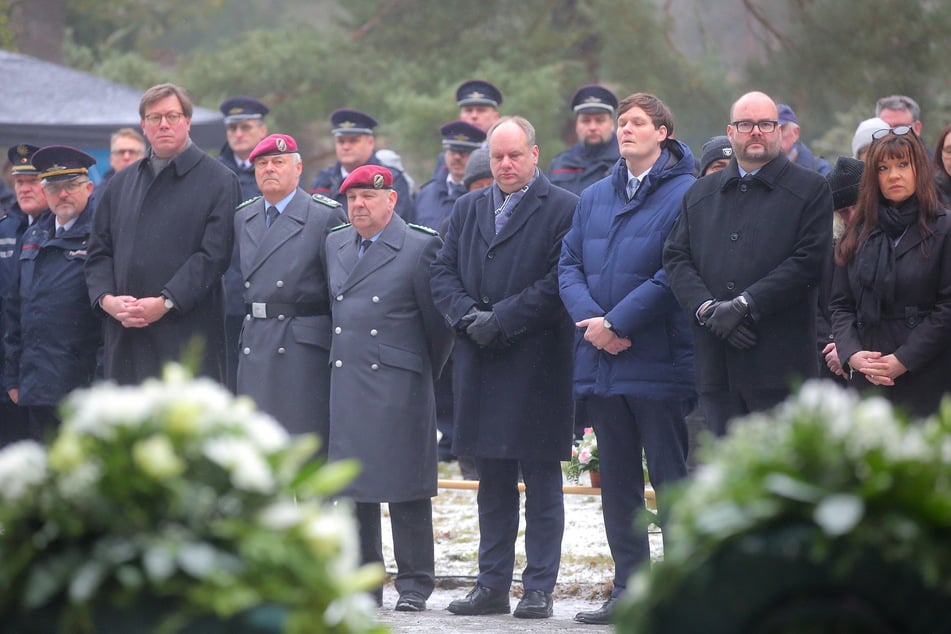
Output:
top-left (617, 380), bottom-right (951, 633)
top-left (0, 365), bottom-right (386, 633)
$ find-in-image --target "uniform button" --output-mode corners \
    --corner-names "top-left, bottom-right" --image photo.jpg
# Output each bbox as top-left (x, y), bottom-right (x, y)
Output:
top-left (481, 296), bottom-right (490, 303)
top-left (277, 347), bottom-right (286, 354)
top-left (245, 314), bottom-right (251, 321)
top-left (487, 250), bottom-right (496, 259)
top-left (372, 295), bottom-right (380, 303)
top-left (335, 326), bottom-right (342, 334)
top-left (243, 347), bottom-right (250, 355)
top-left (370, 329), bottom-right (378, 336)
top-left (730, 232), bottom-right (739, 241)
top-left (277, 314), bottom-right (285, 320)
top-left (370, 363), bottom-right (379, 371)
top-left (334, 360), bottom-right (343, 368)
top-left (726, 282), bottom-right (736, 290)
top-left (336, 294), bottom-right (344, 301)
top-left (276, 280), bottom-right (284, 288)
top-left (244, 282), bottom-right (251, 288)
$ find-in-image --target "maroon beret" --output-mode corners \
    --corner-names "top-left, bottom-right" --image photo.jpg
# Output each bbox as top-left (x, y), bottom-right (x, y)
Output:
top-left (248, 134), bottom-right (298, 162)
top-left (339, 164), bottom-right (394, 194)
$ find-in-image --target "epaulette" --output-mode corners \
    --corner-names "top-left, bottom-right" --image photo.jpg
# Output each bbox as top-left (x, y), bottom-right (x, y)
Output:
top-left (312, 193), bottom-right (343, 208)
top-left (329, 222), bottom-right (352, 232)
top-left (236, 195), bottom-right (262, 210)
top-left (408, 223), bottom-right (439, 236)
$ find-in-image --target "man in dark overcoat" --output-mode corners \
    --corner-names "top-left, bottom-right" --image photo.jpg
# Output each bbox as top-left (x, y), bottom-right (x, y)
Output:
top-left (432, 116), bottom-right (577, 620)
top-left (325, 164), bottom-right (453, 612)
top-left (234, 134), bottom-right (346, 442)
top-left (85, 83), bottom-right (240, 384)
top-left (663, 91), bottom-right (832, 435)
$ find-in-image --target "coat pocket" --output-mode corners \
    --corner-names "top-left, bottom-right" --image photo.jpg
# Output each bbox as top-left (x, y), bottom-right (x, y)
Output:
top-left (378, 343), bottom-right (423, 374)
top-left (290, 317), bottom-right (332, 351)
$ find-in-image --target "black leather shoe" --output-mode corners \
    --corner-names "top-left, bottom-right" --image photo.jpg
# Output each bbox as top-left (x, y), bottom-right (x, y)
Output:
top-left (447, 584), bottom-right (510, 615)
top-left (395, 592), bottom-right (427, 612)
top-left (574, 597), bottom-right (618, 625)
top-left (513, 589), bottom-right (553, 619)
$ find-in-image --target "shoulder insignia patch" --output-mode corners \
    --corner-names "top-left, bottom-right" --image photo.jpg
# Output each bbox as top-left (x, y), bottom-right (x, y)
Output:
top-left (236, 195), bottom-right (262, 210)
top-left (312, 193), bottom-right (343, 208)
top-left (408, 223), bottom-right (439, 236)
top-left (329, 222), bottom-right (352, 232)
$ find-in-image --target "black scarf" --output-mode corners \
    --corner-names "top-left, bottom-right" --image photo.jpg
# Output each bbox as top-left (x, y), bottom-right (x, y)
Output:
top-left (850, 197), bottom-right (919, 326)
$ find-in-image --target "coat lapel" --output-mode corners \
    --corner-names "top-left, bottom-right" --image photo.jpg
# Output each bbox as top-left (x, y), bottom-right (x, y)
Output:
top-left (336, 214), bottom-right (405, 293)
top-left (895, 221), bottom-right (925, 258)
top-left (245, 190), bottom-right (307, 276)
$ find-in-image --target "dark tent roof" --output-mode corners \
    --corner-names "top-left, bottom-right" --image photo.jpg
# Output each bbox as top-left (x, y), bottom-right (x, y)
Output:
top-left (0, 49), bottom-right (225, 149)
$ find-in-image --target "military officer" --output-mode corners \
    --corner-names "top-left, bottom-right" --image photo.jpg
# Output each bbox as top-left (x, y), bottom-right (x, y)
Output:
top-left (310, 108), bottom-right (415, 220)
top-left (1, 144), bottom-right (45, 444)
top-left (431, 79), bottom-right (503, 180)
top-left (325, 164), bottom-right (453, 612)
top-left (3, 146), bottom-right (101, 439)
top-left (234, 134), bottom-right (346, 443)
top-left (413, 121), bottom-right (485, 233)
top-left (547, 84), bottom-right (620, 195)
top-left (218, 96), bottom-right (271, 392)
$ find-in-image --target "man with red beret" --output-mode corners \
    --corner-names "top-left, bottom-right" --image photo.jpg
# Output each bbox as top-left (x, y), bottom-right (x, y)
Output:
top-left (325, 164), bottom-right (453, 612)
top-left (234, 134), bottom-right (346, 442)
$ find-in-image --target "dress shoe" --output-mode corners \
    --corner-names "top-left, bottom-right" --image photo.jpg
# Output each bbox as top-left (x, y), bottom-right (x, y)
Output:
top-left (513, 589), bottom-right (553, 619)
top-left (447, 584), bottom-right (510, 615)
top-left (395, 592), bottom-right (427, 612)
top-left (574, 597), bottom-right (618, 625)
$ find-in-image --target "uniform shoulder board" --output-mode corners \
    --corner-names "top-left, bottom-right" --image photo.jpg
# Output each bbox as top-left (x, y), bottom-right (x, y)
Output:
top-left (329, 222), bottom-right (352, 232)
top-left (236, 195), bottom-right (262, 210)
top-left (312, 193), bottom-right (343, 208)
top-left (408, 223), bottom-right (439, 236)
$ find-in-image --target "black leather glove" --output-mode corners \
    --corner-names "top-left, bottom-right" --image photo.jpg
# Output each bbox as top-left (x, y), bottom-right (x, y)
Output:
top-left (726, 322), bottom-right (757, 349)
top-left (466, 310), bottom-right (503, 347)
top-left (705, 296), bottom-right (750, 339)
top-left (456, 306), bottom-right (479, 332)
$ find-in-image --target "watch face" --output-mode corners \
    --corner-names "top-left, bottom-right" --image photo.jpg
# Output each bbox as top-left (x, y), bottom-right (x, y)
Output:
top-left (164, 298), bottom-right (174, 310)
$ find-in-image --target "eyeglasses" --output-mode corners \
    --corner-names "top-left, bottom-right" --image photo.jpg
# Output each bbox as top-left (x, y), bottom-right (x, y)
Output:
top-left (871, 125), bottom-right (915, 140)
top-left (730, 120), bottom-right (778, 134)
top-left (111, 148), bottom-right (143, 156)
top-left (43, 180), bottom-right (90, 195)
top-left (143, 111), bottom-right (185, 126)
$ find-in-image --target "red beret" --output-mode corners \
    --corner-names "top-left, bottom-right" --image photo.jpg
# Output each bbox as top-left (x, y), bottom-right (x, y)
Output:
top-left (248, 134), bottom-right (298, 162)
top-left (339, 164), bottom-right (394, 194)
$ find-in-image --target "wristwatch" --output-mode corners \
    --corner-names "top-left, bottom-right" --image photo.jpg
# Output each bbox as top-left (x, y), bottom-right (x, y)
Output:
top-left (163, 295), bottom-right (175, 311)
top-left (602, 316), bottom-right (617, 334)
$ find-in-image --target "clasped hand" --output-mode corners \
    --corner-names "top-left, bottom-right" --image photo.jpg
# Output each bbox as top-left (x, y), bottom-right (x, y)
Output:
top-left (102, 295), bottom-right (169, 328)
top-left (848, 351), bottom-right (907, 386)
top-left (576, 317), bottom-right (631, 355)
top-left (460, 308), bottom-right (504, 347)
top-left (700, 297), bottom-right (757, 349)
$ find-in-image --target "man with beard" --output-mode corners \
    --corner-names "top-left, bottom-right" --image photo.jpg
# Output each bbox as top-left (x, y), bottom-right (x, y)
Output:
top-left (547, 85), bottom-right (620, 195)
top-left (412, 121), bottom-right (485, 233)
top-left (663, 91), bottom-right (832, 435)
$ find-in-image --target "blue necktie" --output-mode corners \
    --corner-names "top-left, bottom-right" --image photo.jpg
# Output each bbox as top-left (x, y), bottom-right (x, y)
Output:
top-left (265, 205), bottom-right (279, 229)
top-left (627, 176), bottom-right (639, 201)
top-left (359, 239), bottom-right (373, 257)
top-left (55, 226), bottom-right (65, 238)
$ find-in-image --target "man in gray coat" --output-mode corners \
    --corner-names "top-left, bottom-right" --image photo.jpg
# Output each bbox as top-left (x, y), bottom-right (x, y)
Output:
top-left (234, 134), bottom-right (346, 443)
top-left (325, 164), bottom-right (453, 612)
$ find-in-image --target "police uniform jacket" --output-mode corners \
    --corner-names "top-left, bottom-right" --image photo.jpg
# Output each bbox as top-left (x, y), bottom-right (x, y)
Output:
top-left (311, 153), bottom-right (415, 221)
top-left (430, 173), bottom-right (577, 461)
top-left (410, 177), bottom-right (465, 234)
top-left (830, 211), bottom-right (951, 417)
top-left (3, 207), bottom-right (101, 406)
top-left (547, 138), bottom-right (620, 196)
top-left (663, 155), bottom-right (832, 393)
top-left (235, 188), bottom-right (347, 439)
top-left (85, 142), bottom-right (240, 384)
top-left (326, 214), bottom-right (453, 503)
top-left (0, 203), bottom-right (28, 405)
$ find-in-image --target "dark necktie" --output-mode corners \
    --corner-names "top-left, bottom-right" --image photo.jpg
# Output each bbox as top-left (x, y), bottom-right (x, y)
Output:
top-left (265, 205), bottom-right (279, 229)
top-left (450, 183), bottom-right (466, 200)
top-left (55, 226), bottom-right (65, 238)
top-left (359, 239), bottom-right (373, 257)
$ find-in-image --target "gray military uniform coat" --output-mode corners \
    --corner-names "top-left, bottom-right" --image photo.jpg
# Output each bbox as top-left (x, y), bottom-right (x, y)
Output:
top-left (235, 188), bottom-right (347, 440)
top-left (326, 214), bottom-right (453, 503)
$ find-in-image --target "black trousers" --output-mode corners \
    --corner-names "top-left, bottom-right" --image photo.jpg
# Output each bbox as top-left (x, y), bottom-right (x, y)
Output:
top-left (587, 394), bottom-right (692, 596)
top-left (0, 400), bottom-right (30, 447)
top-left (355, 499), bottom-right (435, 600)
top-left (475, 457), bottom-right (564, 593)
top-left (700, 387), bottom-right (789, 436)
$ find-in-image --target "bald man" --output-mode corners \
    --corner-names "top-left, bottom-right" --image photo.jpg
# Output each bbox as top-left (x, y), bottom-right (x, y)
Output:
top-left (663, 91), bottom-right (833, 435)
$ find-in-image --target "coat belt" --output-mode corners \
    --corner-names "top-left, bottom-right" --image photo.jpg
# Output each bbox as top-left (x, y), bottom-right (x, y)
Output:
top-left (245, 301), bottom-right (329, 319)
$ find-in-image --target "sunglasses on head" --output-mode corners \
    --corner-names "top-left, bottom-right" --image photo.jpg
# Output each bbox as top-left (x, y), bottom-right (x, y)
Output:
top-left (871, 125), bottom-right (915, 141)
